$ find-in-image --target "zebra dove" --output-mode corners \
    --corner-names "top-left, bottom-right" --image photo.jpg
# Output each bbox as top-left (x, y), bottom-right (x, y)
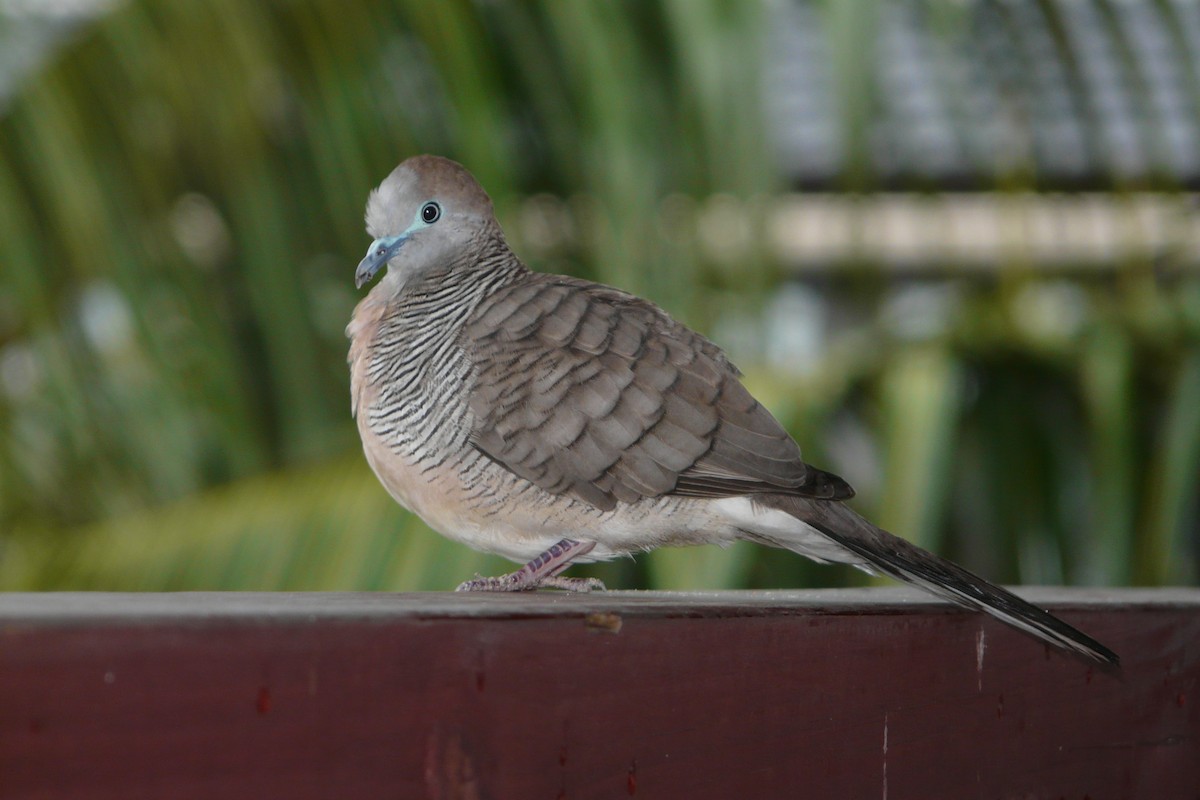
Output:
top-left (348, 155), bottom-right (1118, 667)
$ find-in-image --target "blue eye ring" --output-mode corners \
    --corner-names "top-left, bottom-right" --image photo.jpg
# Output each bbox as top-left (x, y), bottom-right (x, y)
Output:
top-left (421, 201), bottom-right (441, 224)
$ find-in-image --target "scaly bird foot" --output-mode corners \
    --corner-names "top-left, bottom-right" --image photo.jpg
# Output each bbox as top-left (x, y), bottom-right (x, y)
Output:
top-left (538, 575), bottom-right (606, 592)
top-left (454, 538), bottom-right (603, 592)
top-left (454, 573), bottom-right (606, 592)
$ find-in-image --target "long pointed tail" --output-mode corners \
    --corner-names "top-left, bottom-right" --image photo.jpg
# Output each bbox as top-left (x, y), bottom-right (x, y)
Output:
top-left (760, 496), bottom-right (1119, 667)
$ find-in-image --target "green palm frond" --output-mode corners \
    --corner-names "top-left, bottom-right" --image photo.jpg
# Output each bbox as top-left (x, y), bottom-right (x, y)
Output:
top-left (3, 456), bottom-right (509, 591)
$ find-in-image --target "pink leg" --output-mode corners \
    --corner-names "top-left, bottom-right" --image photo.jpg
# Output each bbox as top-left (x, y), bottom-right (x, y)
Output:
top-left (455, 539), bottom-right (606, 593)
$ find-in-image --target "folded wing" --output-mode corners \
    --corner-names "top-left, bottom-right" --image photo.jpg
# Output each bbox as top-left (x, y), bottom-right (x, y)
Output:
top-left (463, 276), bottom-right (853, 511)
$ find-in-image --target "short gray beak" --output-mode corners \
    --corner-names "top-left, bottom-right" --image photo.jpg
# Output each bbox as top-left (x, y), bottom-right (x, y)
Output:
top-left (356, 235), bottom-right (407, 289)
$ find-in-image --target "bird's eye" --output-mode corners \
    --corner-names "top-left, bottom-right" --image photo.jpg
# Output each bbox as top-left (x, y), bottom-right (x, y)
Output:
top-left (421, 202), bottom-right (441, 224)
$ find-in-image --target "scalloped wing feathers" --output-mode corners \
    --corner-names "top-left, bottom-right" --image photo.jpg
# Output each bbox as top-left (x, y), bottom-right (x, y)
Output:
top-left (463, 276), bottom-right (853, 511)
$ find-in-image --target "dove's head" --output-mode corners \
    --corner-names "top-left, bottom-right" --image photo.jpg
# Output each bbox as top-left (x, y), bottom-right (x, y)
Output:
top-left (356, 155), bottom-right (497, 289)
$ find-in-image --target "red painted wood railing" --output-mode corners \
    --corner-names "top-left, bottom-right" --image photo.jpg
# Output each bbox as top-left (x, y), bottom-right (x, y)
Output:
top-left (2, 588), bottom-right (1197, 799)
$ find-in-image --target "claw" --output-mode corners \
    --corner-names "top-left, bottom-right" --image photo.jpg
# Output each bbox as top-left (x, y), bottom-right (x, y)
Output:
top-left (454, 574), bottom-right (606, 593)
top-left (454, 539), bottom-right (601, 592)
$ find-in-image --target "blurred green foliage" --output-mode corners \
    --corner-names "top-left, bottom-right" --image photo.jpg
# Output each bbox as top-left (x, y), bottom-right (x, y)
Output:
top-left (0, 0), bottom-right (1196, 592)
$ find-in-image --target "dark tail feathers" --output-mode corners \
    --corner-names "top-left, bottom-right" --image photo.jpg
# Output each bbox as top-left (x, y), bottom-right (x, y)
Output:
top-left (763, 496), bottom-right (1120, 668)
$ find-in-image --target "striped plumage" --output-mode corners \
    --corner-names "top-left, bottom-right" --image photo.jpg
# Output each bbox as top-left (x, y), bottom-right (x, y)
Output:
top-left (348, 155), bottom-right (1118, 667)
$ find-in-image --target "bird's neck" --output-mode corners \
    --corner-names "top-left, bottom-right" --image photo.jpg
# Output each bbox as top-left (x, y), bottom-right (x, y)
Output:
top-left (361, 231), bottom-right (527, 329)
top-left (422, 231), bottom-right (527, 297)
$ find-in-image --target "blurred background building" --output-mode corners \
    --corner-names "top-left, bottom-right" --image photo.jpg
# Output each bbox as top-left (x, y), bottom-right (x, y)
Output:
top-left (0, 0), bottom-right (1197, 592)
